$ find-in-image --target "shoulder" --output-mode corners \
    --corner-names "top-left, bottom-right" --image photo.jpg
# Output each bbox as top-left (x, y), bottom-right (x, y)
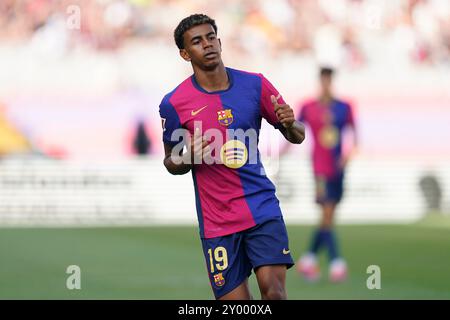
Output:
top-left (301, 99), bottom-right (317, 111)
top-left (159, 90), bottom-right (175, 108)
top-left (231, 69), bottom-right (281, 96)
top-left (159, 86), bottom-right (181, 116)
top-left (159, 76), bottom-right (192, 109)
top-left (335, 99), bottom-right (352, 110)
top-left (227, 67), bottom-right (265, 85)
top-left (228, 67), bottom-right (261, 79)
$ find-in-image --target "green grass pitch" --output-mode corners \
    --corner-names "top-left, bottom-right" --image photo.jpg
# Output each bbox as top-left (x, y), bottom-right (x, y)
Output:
top-left (1, 217), bottom-right (449, 299)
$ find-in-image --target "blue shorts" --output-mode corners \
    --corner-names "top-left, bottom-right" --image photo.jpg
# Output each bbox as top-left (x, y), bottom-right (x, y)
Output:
top-left (200, 216), bottom-right (294, 299)
top-left (315, 173), bottom-right (344, 204)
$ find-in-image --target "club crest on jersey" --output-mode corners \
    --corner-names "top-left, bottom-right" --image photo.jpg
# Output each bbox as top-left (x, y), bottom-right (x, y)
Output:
top-left (217, 109), bottom-right (233, 126)
top-left (214, 273), bottom-right (225, 287)
top-left (319, 125), bottom-right (339, 149)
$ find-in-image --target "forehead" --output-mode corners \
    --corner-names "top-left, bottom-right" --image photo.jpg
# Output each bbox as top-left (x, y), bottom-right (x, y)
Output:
top-left (184, 23), bottom-right (216, 41)
top-left (320, 74), bottom-right (333, 80)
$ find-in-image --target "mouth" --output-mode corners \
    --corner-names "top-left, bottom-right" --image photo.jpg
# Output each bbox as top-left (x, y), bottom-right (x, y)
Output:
top-left (204, 52), bottom-right (218, 59)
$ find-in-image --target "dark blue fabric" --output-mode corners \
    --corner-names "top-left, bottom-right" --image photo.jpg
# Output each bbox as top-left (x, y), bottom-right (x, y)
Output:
top-left (201, 216), bottom-right (294, 299)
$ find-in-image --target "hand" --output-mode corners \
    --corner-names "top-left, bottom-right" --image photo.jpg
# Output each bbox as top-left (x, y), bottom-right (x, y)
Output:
top-left (339, 146), bottom-right (357, 169)
top-left (186, 127), bottom-right (210, 164)
top-left (339, 155), bottom-right (348, 170)
top-left (272, 95), bottom-right (295, 129)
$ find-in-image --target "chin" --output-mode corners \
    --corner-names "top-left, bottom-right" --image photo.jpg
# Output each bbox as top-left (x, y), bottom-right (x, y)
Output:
top-left (202, 59), bottom-right (221, 71)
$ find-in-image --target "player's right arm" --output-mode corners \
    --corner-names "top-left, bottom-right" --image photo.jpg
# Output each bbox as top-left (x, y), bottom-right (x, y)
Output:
top-left (163, 128), bottom-right (210, 175)
top-left (160, 95), bottom-right (210, 175)
top-left (163, 143), bottom-right (192, 175)
top-left (160, 96), bottom-right (190, 175)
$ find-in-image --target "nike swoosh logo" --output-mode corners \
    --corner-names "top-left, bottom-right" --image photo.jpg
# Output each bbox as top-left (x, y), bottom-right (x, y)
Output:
top-left (283, 249), bottom-right (290, 255)
top-left (191, 105), bottom-right (208, 116)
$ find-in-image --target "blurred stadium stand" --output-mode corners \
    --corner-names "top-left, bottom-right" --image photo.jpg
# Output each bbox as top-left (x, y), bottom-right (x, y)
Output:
top-left (0, 0), bottom-right (449, 225)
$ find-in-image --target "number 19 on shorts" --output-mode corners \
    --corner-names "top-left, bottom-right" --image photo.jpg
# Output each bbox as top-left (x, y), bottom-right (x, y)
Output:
top-left (207, 247), bottom-right (228, 273)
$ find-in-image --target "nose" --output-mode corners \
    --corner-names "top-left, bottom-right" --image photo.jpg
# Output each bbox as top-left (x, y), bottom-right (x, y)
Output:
top-left (202, 38), bottom-right (213, 49)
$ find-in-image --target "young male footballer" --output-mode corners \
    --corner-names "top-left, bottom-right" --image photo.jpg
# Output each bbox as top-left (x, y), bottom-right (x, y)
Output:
top-left (159, 14), bottom-right (305, 300)
top-left (296, 67), bottom-right (358, 283)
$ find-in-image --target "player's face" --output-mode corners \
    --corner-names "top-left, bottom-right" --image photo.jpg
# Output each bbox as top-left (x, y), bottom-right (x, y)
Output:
top-left (320, 74), bottom-right (333, 96)
top-left (180, 24), bottom-right (222, 70)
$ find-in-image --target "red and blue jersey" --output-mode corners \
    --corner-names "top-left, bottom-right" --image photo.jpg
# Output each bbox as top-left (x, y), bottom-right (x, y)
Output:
top-left (298, 98), bottom-right (355, 179)
top-left (159, 68), bottom-right (286, 239)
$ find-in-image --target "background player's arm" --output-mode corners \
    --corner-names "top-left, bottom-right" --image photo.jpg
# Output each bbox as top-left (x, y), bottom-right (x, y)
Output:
top-left (340, 105), bottom-right (358, 169)
top-left (272, 95), bottom-right (305, 144)
top-left (341, 123), bottom-right (358, 169)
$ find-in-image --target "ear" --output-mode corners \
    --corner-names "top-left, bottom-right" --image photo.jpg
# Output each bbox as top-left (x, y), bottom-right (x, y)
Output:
top-left (179, 49), bottom-right (191, 62)
top-left (218, 38), bottom-right (222, 52)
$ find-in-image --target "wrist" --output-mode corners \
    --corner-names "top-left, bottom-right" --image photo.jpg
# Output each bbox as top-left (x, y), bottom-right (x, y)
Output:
top-left (285, 120), bottom-right (296, 130)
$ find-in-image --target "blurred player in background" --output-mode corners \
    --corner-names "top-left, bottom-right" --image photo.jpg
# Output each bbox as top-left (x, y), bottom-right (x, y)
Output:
top-left (296, 67), bottom-right (357, 283)
top-left (159, 14), bottom-right (305, 300)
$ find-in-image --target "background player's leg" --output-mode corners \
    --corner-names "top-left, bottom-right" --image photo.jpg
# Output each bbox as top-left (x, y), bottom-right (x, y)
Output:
top-left (309, 223), bottom-right (325, 255)
top-left (297, 207), bottom-right (326, 277)
top-left (298, 176), bottom-right (327, 280)
top-left (308, 202), bottom-right (335, 255)
top-left (218, 278), bottom-right (252, 300)
top-left (321, 202), bottom-right (347, 282)
top-left (321, 202), bottom-right (339, 261)
top-left (298, 202), bottom-right (339, 281)
top-left (311, 202), bottom-right (336, 253)
top-left (321, 202), bottom-right (335, 228)
top-left (255, 265), bottom-right (287, 300)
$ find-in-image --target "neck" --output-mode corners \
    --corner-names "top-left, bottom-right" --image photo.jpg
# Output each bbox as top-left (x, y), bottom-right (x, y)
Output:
top-left (319, 93), bottom-right (333, 105)
top-left (193, 62), bottom-right (229, 92)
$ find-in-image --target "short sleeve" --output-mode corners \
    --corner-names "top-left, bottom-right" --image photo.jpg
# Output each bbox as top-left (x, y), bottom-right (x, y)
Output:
top-left (297, 103), bottom-right (307, 123)
top-left (346, 103), bottom-right (355, 127)
top-left (159, 97), bottom-right (182, 146)
top-left (259, 74), bottom-right (285, 129)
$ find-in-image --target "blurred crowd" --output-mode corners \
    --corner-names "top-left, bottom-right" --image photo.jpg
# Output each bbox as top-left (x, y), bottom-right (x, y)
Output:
top-left (0, 0), bottom-right (449, 68)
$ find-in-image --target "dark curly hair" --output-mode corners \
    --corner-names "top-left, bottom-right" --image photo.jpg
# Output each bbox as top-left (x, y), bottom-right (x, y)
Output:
top-left (174, 14), bottom-right (218, 49)
top-left (320, 66), bottom-right (335, 77)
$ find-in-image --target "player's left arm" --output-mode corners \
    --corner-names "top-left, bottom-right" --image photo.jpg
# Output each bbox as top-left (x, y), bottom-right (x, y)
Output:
top-left (259, 74), bottom-right (305, 144)
top-left (271, 95), bottom-right (305, 144)
top-left (341, 103), bottom-right (358, 168)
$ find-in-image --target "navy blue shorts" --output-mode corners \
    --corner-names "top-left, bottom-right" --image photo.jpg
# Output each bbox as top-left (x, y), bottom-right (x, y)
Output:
top-left (200, 216), bottom-right (294, 299)
top-left (315, 173), bottom-right (344, 204)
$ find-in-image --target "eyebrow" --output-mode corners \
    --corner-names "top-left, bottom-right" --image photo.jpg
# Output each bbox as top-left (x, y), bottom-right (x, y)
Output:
top-left (190, 32), bottom-right (216, 43)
